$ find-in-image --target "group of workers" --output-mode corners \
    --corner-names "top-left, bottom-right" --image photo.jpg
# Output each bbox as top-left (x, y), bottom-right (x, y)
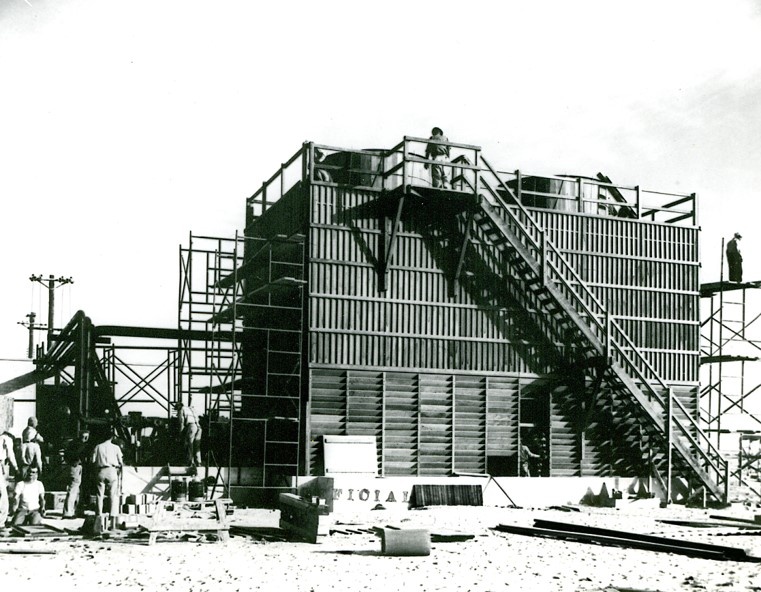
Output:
top-left (0, 401), bottom-right (201, 529)
top-left (0, 417), bottom-right (125, 529)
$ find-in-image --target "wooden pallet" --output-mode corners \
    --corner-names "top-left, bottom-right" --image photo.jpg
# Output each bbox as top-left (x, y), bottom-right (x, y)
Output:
top-left (141, 521), bottom-right (230, 545)
top-left (140, 499), bottom-right (229, 545)
top-left (11, 524), bottom-right (68, 538)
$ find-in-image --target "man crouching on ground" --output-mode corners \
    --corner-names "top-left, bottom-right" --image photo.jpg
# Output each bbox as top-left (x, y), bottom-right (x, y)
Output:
top-left (11, 466), bottom-right (46, 526)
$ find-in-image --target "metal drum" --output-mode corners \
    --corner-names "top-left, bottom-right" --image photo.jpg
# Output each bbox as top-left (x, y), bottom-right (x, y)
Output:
top-left (170, 478), bottom-right (188, 502)
top-left (188, 479), bottom-right (205, 502)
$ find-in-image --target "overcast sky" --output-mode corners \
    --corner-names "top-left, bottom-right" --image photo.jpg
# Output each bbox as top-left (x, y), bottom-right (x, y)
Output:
top-left (1, 0), bottom-right (761, 361)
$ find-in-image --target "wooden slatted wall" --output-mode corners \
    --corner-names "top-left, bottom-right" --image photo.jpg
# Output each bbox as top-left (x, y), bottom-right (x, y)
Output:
top-left (309, 185), bottom-right (555, 374)
top-left (243, 177), bottom-right (705, 478)
top-left (309, 368), bottom-right (527, 476)
top-left (531, 209), bottom-right (700, 385)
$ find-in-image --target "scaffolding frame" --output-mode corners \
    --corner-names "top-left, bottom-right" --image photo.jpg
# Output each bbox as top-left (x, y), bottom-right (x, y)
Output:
top-left (700, 280), bottom-right (761, 498)
top-left (178, 230), bottom-right (306, 498)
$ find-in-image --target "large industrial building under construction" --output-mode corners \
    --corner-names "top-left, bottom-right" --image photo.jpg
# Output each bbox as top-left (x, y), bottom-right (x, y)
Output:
top-left (5, 134), bottom-right (759, 507)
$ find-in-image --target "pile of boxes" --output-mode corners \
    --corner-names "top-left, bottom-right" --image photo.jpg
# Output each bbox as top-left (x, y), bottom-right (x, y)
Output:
top-left (120, 493), bottom-right (160, 516)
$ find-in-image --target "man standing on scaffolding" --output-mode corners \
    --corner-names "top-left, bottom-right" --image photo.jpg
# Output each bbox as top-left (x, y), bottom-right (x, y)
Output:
top-left (726, 232), bottom-right (743, 283)
top-left (424, 127), bottom-right (450, 189)
top-left (175, 402), bottom-right (202, 467)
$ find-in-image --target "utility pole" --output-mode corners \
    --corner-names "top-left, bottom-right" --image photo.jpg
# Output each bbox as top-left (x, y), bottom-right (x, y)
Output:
top-left (16, 312), bottom-right (37, 359)
top-left (29, 274), bottom-right (74, 344)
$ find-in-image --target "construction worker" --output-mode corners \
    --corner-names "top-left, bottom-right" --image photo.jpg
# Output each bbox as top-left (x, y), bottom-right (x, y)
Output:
top-left (0, 431), bottom-right (19, 526)
top-left (63, 430), bottom-right (90, 518)
top-left (313, 147), bottom-right (332, 182)
top-left (424, 127), bottom-right (451, 189)
top-left (727, 232), bottom-right (743, 283)
top-left (175, 402), bottom-right (202, 467)
top-left (91, 431), bottom-right (123, 516)
top-left (520, 442), bottom-right (540, 477)
top-left (11, 466), bottom-right (46, 526)
top-left (20, 417), bottom-right (43, 476)
top-left (21, 416), bottom-right (44, 446)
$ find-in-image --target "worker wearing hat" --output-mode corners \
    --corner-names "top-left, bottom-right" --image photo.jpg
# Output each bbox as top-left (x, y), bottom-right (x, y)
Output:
top-left (19, 417), bottom-right (43, 477)
top-left (425, 127), bottom-right (451, 189)
top-left (313, 146), bottom-right (332, 182)
top-left (726, 232), bottom-right (743, 283)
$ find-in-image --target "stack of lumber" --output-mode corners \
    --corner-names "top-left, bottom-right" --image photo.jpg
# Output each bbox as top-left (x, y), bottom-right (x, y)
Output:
top-left (492, 518), bottom-right (761, 562)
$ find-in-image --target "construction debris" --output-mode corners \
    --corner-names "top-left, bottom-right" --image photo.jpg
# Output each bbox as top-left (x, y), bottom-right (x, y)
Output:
top-left (492, 518), bottom-right (761, 562)
top-left (710, 514), bottom-right (761, 526)
top-left (11, 524), bottom-right (69, 538)
top-left (0, 547), bottom-right (57, 555)
top-left (278, 493), bottom-right (327, 543)
top-left (658, 518), bottom-right (761, 530)
top-left (135, 498), bottom-right (230, 545)
top-left (229, 526), bottom-right (290, 542)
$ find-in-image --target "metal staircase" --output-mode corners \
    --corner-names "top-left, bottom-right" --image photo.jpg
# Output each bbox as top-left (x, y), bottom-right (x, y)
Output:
top-left (439, 156), bottom-right (728, 502)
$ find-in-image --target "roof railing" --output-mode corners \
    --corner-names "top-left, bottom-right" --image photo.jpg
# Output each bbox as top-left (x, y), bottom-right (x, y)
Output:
top-left (246, 138), bottom-right (698, 227)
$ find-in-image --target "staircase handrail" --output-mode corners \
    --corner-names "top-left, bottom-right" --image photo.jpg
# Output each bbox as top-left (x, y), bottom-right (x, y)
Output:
top-left (478, 158), bottom-right (610, 338)
top-left (607, 322), bottom-right (725, 475)
top-left (475, 157), bottom-right (727, 495)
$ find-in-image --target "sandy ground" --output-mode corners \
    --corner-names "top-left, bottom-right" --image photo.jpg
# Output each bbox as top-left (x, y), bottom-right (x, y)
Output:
top-left (2, 504), bottom-right (761, 592)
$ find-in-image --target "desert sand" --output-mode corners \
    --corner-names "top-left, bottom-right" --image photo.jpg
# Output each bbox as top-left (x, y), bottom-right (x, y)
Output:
top-left (2, 504), bottom-right (761, 592)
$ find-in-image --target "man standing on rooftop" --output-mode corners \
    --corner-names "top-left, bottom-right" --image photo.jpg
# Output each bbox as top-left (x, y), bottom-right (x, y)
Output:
top-left (425, 127), bottom-right (451, 189)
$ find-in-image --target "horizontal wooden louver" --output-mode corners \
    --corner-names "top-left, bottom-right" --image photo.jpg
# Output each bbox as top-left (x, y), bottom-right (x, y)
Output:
top-left (485, 376), bottom-right (519, 470)
top-left (383, 372), bottom-right (418, 475)
top-left (454, 375), bottom-right (486, 475)
top-left (418, 374), bottom-right (452, 476)
top-left (309, 369), bottom-right (346, 472)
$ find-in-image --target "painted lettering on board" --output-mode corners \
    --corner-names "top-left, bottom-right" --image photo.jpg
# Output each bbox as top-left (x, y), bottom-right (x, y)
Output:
top-left (332, 488), bottom-right (409, 504)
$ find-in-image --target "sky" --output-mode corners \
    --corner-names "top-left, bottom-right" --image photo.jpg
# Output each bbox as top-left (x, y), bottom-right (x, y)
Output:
top-left (1, 0), bottom-right (761, 363)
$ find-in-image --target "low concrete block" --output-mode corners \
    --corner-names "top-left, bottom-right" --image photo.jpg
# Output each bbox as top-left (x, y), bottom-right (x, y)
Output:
top-left (380, 528), bottom-right (431, 556)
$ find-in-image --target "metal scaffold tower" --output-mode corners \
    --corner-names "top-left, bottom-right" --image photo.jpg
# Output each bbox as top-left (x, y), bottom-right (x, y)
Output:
top-left (700, 279), bottom-right (761, 498)
top-left (179, 232), bottom-right (244, 494)
top-left (178, 229), bottom-right (305, 500)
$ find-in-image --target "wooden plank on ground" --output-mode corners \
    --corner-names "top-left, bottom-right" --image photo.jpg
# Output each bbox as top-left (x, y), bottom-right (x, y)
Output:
top-left (409, 484), bottom-right (483, 507)
top-left (12, 524), bottom-right (68, 538)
